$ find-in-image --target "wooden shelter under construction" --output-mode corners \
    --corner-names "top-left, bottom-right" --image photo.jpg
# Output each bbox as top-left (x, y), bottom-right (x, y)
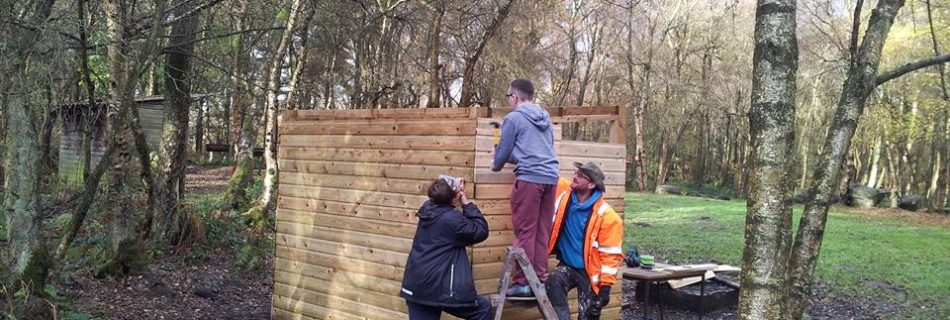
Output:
top-left (272, 107), bottom-right (627, 319)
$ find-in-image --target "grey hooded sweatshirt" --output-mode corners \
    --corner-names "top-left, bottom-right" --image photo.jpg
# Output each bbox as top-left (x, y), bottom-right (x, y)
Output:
top-left (491, 102), bottom-right (559, 185)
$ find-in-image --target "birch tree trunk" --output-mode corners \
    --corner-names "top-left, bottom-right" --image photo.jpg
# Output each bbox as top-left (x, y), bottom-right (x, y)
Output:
top-left (738, 1), bottom-right (798, 319)
top-left (248, 0), bottom-right (304, 222)
top-left (787, 1), bottom-right (905, 318)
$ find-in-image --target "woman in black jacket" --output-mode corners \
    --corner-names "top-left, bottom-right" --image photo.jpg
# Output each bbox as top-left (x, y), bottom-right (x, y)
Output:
top-left (399, 176), bottom-right (491, 320)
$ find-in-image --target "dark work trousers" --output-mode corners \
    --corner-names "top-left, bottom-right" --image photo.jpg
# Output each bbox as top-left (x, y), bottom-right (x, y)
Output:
top-left (546, 263), bottom-right (603, 320)
top-left (510, 180), bottom-right (557, 285)
top-left (405, 296), bottom-right (492, 320)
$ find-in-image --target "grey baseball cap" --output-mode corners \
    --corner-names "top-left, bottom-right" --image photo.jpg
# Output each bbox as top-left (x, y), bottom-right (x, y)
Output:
top-left (573, 161), bottom-right (605, 191)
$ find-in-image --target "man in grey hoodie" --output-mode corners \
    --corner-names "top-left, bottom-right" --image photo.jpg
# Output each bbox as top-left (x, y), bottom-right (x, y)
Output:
top-left (491, 79), bottom-right (560, 297)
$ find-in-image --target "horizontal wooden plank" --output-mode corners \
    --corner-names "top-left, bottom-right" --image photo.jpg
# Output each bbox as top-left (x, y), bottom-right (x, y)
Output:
top-left (290, 108), bottom-right (481, 120)
top-left (271, 306), bottom-right (318, 320)
top-left (278, 159), bottom-right (474, 182)
top-left (272, 295), bottom-right (361, 320)
top-left (473, 184), bottom-right (626, 200)
top-left (557, 141), bottom-right (625, 158)
top-left (474, 153), bottom-right (624, 171)
top-left (273, 282), bottom-right (405, 319)
top-left (281, 120), bottom-right (477, 136)
top-left (278, 209), bottom-right (416, 241)
top-left (277, 234), bottom-right (409, 268)
top-left (273, 252), bottom-right (403, 295)
top-left (474, 170), bottom-right (625, 186)
top-left (272, 288), bottom-right (373, 320)
top-left (278, 196), bottom-right (416, 224)
top-left (279, 184), bottom-right (428, 210)
top-left (275, 246), bottom-right (403, 283)
top-left (280, 135), bottom-right (475, 151)
top-left (470, 197), bottom-right (625, 216)
top-left (280, 171), bottom-right (475, 196)
top-left (277, 217), bottom-right (415, 249)
top-left (474, 120), bottom-right (562, 141)
top-left (279, 147), bottom-right (475, 167)
top-left (278, 197), bottom-right (514, 237)
top-left (273, 266), bottom-right (408, 313)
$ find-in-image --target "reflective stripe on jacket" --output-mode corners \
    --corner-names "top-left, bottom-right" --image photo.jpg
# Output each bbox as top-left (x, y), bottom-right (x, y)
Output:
top-left (547, 177), bottom-right (624, 294)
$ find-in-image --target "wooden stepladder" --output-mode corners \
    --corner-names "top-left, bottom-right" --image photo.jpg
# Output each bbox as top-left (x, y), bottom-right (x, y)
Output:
top-left (491, 247), bottom-right (558, 320)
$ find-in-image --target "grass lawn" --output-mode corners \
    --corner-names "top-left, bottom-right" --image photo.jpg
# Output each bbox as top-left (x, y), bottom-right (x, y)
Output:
top-left (624, 193), bottom-right (949, 319)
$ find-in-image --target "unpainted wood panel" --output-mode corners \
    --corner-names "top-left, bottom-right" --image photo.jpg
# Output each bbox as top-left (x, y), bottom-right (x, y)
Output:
top-left (276, 218), bottom-right (414, 251)
top-left (277, 196), bottom-right (416, 224)
top-left (278, 210), bottom-right (417, 242)
top-left (274, 271), bottom-right (408, 313)
top-left (281, 120), bottom-right (477, 136)
top-left (273, 282), bottom-right (405, 319)
top-left (280, 135), bottom-right (475, 151)
top-left (275, 247), bottom-right (403, 283)
top-left (277, 234), bottom-right (409, 268)
top-left (279, 147), bottom-right (475, 167)
top-left (279, 171), bottom-right (474, 196)
top-left (278, 184), bottom-right (428, 210)
top-left (291, 107), bottom-right (480, 121)
top-left (274, 255), bottom-right (403, 296)
top-left (278, 159), bottom-right (474, 182)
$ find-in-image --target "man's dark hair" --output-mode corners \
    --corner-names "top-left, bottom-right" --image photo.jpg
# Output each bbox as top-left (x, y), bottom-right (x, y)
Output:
top-left (510, 79), bottom-right (535, 99)
top-left (428, 179), bottom-right (455, 205)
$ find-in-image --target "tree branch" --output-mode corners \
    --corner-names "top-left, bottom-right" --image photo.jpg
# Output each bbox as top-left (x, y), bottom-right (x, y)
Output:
top-left (876, 54), bottom-right (950, 86)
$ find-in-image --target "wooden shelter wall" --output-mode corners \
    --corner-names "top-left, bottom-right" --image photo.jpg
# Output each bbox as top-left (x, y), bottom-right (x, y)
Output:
top-left (273, 109), bottom-right (625, 320)
top-left (273, 115), bottom-right (479, 319)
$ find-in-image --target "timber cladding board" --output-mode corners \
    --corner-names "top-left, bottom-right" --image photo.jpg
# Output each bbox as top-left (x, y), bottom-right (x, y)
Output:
top-left (274, 110), bottom-right (624, 320)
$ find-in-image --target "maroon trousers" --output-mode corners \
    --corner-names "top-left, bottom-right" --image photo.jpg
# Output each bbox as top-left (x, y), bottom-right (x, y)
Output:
top-left (510, 180), bottom-right (557, 285)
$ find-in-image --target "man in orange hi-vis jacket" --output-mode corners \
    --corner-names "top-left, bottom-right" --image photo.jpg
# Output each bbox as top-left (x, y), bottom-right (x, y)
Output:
top-left (545, 162), bottom-right (624, 320)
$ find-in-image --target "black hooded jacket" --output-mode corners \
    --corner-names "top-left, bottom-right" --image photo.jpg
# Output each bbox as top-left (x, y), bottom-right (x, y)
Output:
top-left (399, 201), bottom-right (489, 307)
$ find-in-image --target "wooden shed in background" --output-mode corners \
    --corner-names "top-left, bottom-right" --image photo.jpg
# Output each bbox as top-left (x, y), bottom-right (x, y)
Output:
top-left (57, 96), bottom-right (166, 185)
top-left (273, 107), bottom-right (626, 319)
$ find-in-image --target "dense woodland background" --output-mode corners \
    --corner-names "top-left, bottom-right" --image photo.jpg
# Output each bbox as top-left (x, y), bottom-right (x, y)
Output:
top-left (0, 0), bottom-right (947, 318)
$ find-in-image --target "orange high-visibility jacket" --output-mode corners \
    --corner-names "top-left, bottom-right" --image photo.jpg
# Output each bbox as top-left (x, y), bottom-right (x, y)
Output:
top-left (547, 177), bottom-right (624, 294)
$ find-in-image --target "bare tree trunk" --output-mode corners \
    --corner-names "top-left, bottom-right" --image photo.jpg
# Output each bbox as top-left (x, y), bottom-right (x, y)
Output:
top-left (227, 111), bottom-right (256, 209)
top-left (0, 0), bottom-right (56, 291)
top-left (229, 0), bottom-right (248, 152)
top-left (625, 2), bottom-right (651, 192)
top-left (867, 135), bottom-right (882, 188)
top-left (153, 5), bottom-right (198, 244)
top-left (739, 1), bottom-right (798, 319)
top-left (195, 101), bottom-right (204, 154)
top-left (787, 1), bottom-right (906, 318)
top-left (426, 2), bottom-right (443, 108)
top-left (2, 94), bottom-right (49, 289)
top-left (248, 0), bottom-right (304, 222)
top-left (556, 16), bottom-right (579, 107)
top-left (654, 137), bottom-right (669, 190)
top-left (577, 22), bottom-right (602, 106)
top-left (925, 0), bottom-right (949, 101)
top-left (39, 109), bottom-right (58, 181)
top-left (97, 0), bottom-right (167, 273)
top-left (459, 0), bottom-right (513, 107)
